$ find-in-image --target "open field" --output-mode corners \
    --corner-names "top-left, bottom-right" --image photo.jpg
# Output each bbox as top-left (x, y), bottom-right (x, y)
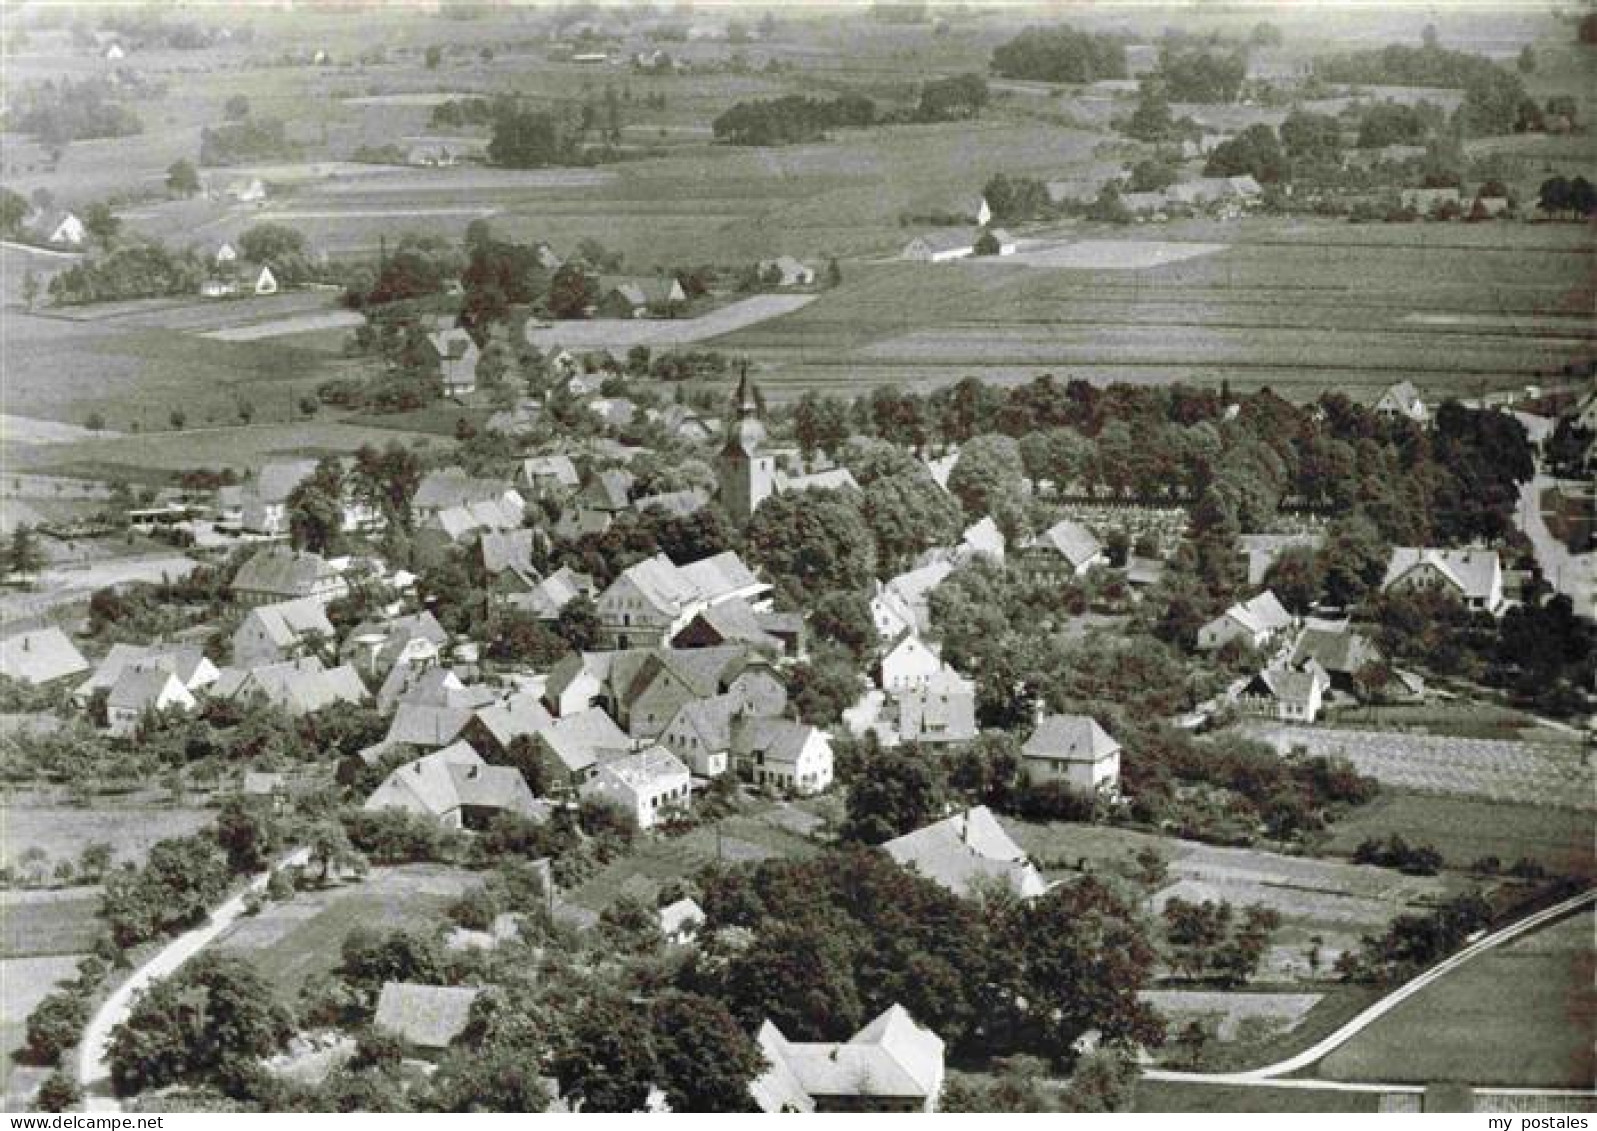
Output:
top-left (1003, 818), bottom-right (1465, 980)
top-left (1321, 792), bottom-right (1596, 878)
top-left (1, 804), bottom-right (215, 872)
top-left (568, 801), bottom-right (820, 912)
top-left (1318, 910), bottom-right (1596, 1088)
top-left (9, 420), bottom-right (446, 480)
top-left (214, 864), bottom-right (480, 1008)
top-left (1133, 1080), bottom-right (1384, 1113)
top-left (0, 888), bottom-right (103, 958)
top-left (1237, 723), bottom-right (1595, 811)
top-left (719, 220), bottom-right (1594, 403)
top-left (525, 293), bottom-right (816, 351)
top-left (1140, 990), bottom-right (1323, 1043)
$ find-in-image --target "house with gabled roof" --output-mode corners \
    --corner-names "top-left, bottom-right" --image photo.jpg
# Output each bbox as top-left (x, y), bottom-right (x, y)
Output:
top-left (376, 663), bottom-right (470, 717)
top-left (216, 656), bottom-right (369, 718)
top-left (595, 275), bottom-right (686, 318)
top-left (1021, 713), bottom-right (1121, 793)
top-left (460, 690), bottom-right (555, 763)
top-left (75, 644), bottom-right (217, 706)
top-left (1287, 624), bottom-right (1422, 702)
top-left (520, 454), bottom-right (581, 495)
top-left (901, 228), bottom-right (980, 263)
top-left (36, 210), bottom-right (86, 247)
top-left (581, 745), bottom-right (691, 829)
top-left (231, 548), bottom-right (348, 607)
top-left (657, 691), bottom-right (743, 778)
top-left (659, 897), bottom-right (705, 944)
top-left (878, 634), bottom-right (944, 694)
top-left (1238, 665), bottom-right (1329, 723)
top-left (1381, 547), bottom-right (1505, 615)
top-left (874, 560), bottom-right (954, 639)
top-left (509, 565), bottom-right (596, 622)
top-left (413, 469), bottom-right (523, 520)
top-left (596, 550), bottom-right (769, 649)
top-left (373, 982), bottom-right (480, 1055)
top-left (731, 717), bottom-right (833, 796)
top-left (425, 327), bottom-right (479, 396)
top-left (106, 668), bottom-right (197, 737)
top-left (751, 1005), bottom-right (946, 1113)
top-left (893, 665), bottom-right (977, 746)
top-left (365, 740), bottom-right (544, 829)
top-left (341, 611), bottom-right (448, 677)
top-left (1016, 519), bottom-right (1104, 584)
top-left (882, 807), bottom-right (1046, 900)
top-left (1373, 380), bottom-right (1429, 425)
top-left (1197, 590), bottom-right (1293, 652)
top-left (0, 628), bottom-right (89, 687)
top-left (534, 707), bottom-right (633, 790)
top-left (671, 596), bottom-right (803, 657)
top-left (233, 597), bottom-right (336, 669)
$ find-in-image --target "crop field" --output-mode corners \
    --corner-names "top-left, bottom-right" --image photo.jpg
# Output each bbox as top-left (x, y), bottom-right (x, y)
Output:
top-left (215, 864), bottom-right (481, 1008)
top-left (1237, 723), bottom-right (1595, 811)
top-left (1, 804), bottom-right (215, 871)
top-left (718, 219), bottom-right (1594, 403)
top-left (1132, 1081), bottom-right (1382, 1114)
top-left (525, 294), bottom-right (815, 351)
top-left (1319, 910), bottom-right (1596, 1088)
top-left (9, 420), bottom-right (447, 480)
top-left (1322, 792), bottom-right (1596, 878)
top-left (1003, 817), bottom-right (1464, 981)
top-left (0, 888), bottom-right (102, 958)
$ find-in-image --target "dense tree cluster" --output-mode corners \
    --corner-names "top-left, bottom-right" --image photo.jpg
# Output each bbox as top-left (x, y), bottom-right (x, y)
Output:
top-left (200, 116), bottom-right (295, 166)
top-left (48, 240), bottom-right (205, 305)
top-left (1355, 99), bottom-right (1446, 148)
top-left (1156, 47), bottom-right (1247, 103)
top-left (1203, 123), bottom-right (1289, 183)
top-left (7, 78), bottom-right (143, 144)
top-left (691, 849), bottom-right (1165, 1061)
top-left (916, 73), bottom-right (989, 121)
top-left (1313, 43), bottom-right (1530, 136)
top-left (990, 25), bottom-right (1128, 83)
top-left (711, 93), bottom-right (876, 145)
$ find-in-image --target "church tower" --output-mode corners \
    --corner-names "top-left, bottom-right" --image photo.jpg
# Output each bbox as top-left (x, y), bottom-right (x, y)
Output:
top-left (716, 364), bottom-right (776, 525)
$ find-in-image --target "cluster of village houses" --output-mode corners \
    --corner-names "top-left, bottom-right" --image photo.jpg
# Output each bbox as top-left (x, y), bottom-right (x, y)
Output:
top-left (0, 370), bottom-right (1545, 1112)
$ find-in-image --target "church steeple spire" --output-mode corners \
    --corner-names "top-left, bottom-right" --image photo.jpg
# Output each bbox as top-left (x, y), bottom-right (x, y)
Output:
top-left (733, 360), bottom-right (759, 419)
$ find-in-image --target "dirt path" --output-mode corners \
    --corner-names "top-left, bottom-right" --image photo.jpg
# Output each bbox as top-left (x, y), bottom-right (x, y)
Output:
top-left (1516, 475), bottom-right (1595, 616)
top-left (77, 848), bottom-right (310, 1112)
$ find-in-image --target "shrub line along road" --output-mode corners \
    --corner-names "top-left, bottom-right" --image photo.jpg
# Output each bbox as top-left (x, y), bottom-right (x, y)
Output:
top-left (76, 847), bottom-right (311, 1113)
top-left (1141, 887), bottom-right (1597, 1094)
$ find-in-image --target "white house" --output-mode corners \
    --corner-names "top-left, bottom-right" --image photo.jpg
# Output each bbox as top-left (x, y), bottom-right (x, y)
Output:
top-left (582, 746), bottom-right (693, 830)
top-left (1020, 713), bottom-right (1121, 793)
top-left (733, 717), bottom-right (833, 796)
top-left (751, 1005), bottom-right (946, 1114)
top-left (878, 635), bottom-right (945, 693)
top-left (1238, 666), bottom-right (1328, 723)
top-left (1381, 547), bottom-right (1505, 615)
top-left (42, 212), bottom-right (86, 247)
top-left (107, 668), bottom-right (196, 737)
top-left (1373, 380), bottom-right (1428, 425)
top-left (1197, 590), bottom-right (1293, 652)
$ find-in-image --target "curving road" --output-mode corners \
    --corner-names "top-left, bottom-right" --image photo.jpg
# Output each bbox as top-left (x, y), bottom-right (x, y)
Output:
top-left (1143, 887), bottom-right (1596, 1087)
top-left (76, 847), bottom-right (310, 1112)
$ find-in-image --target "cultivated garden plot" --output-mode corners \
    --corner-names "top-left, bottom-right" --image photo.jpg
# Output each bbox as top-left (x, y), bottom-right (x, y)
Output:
top-left (1239, 723), bottom-right (1596, 810)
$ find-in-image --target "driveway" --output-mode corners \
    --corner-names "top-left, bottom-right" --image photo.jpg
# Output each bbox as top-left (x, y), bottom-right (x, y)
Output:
top-left (77, 847), bottom-right (310, 1112)
top-left (1516, 475), bottom-right (1595, 615)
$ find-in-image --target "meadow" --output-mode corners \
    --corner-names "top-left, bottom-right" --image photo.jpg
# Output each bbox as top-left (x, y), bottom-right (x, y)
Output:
top-left (1317, 909), bottom-right (1595, 1088)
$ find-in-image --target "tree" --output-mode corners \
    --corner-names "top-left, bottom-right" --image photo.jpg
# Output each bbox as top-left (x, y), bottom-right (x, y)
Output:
top-left (426, 1036), bottom-right (553, 1112)
top-left (947, 434), bottom-right (1025, 518)
top-left (826, 257), bottom-right (842, 288)
top-left (1204, 123), bottom-right (1289, 183)
top-left (1517, 44), bottom-right (1536, 73)
top-left (33, 1069), bottom-right (82, 1113)
top-left (841, 748), bottom-right (946, 844)
top-left (553, 995), bottom-right (658, 1112)
top-left (307, 818), bottom-right (364, 885)
top-left (746, 489), bottom-right (876, 603)
top-left (809, 590), bottom-right (875, 660)
top-left (24, 989), bottom-right (89, 1065)
top-left (488, 106), bottom-right (566, 169)
top-left (1059, 1048), bottom-right (1139, 1113)
top-left (553, 594), bottom-right (602, 652)
top-left (1128, 157), bottom-right (1177, 193)
top-left (973, 229), bottom-right (1001, 256)
top-left (998, 877), bottom-right (1164, 1056)
top-left (286, 457), bottom-right (345, 554)
top-left (1125, 82), bottom-right (1173, 141)
top-left (547, 262), bottom-right (596, 319)
top-left (82, 201), bottom-right (120, 248)
top-left (425, 45), bottom-right (443, 69)
top-left (165, 158), bottom-right (201, 198)
top-left (0, 186), bottom-right (29, 235)
top-left (224, 94), bottom-right (251, 121)
top-left (237, 223), bottom-right (306, 267)
top-left (5, 524), bottom-right (45, 582)
top-left (107, 952), bottom-right (292, 1097)
top-left (720, 920), bottom-right (864, 1040)
top-left (650, 993), bottom-right (763, 1112)
top-left (214, 795), bottom-right (280, 874)
top-left (860, 470), bottom-right (962, 572)
top-left (787, 644), bottom-right (864, 727)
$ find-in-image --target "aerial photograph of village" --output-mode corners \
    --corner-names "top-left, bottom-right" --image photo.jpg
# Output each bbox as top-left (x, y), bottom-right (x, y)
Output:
top-left (0, 0), bottom-right (1591, 1118)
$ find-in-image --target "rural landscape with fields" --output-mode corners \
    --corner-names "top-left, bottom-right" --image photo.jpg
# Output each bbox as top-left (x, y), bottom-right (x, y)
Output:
top-left (0, 0), bottom-right (1592, 1119)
